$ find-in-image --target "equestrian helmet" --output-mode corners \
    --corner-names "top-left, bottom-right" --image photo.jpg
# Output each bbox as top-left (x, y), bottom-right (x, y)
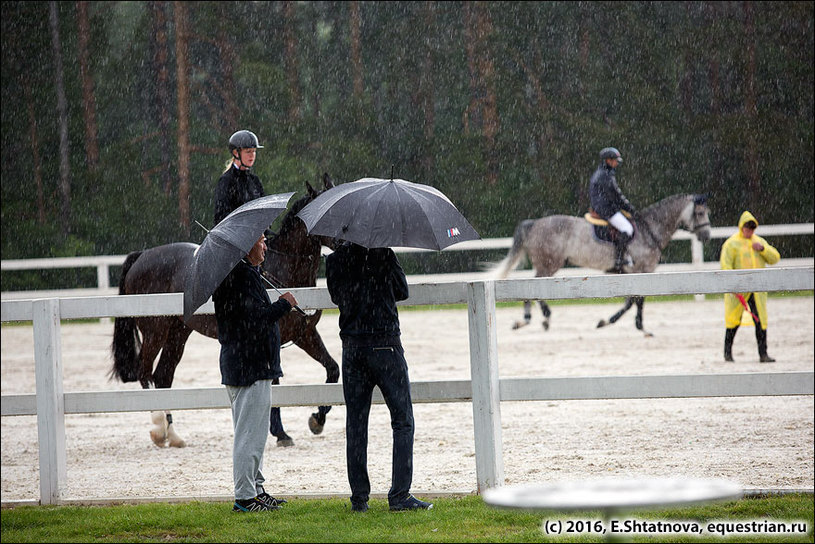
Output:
top-left (599, 147), bottom-right (623, 163)
top-left (229, 130), bottom-right (263, 151)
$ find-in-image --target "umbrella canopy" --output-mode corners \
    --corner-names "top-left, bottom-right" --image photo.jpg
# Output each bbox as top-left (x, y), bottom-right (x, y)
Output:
top-left (183, 192), bottom-right (295, 322)
top-left (295, 178), bottom-right (479, 250)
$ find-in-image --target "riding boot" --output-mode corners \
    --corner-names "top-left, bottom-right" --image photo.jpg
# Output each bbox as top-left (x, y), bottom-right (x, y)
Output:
top-left (608, 232), bottom-right (632, 274)
top-left (755, 327), bottom-right (775, 363)
top-left (724, 327), bottom-right (738, 362)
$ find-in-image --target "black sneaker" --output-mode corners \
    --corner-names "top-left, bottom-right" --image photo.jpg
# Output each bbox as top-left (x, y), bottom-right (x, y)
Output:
top-left (390, 495), bottom-right (433, 511)
top-left (257, 492), bottom-right (287, 508)
top-left (233, 497), bottom-right (279, 512)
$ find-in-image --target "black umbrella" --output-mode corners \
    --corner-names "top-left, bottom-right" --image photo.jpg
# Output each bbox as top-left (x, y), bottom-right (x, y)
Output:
top-left (295, 178), bottom-right (480, 250)
top-left (183, 192), bottom-right (295, 323)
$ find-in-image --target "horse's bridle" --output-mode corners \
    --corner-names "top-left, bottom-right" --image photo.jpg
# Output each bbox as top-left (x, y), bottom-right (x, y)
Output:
top-left (261, 245), bottom-right (320, 348)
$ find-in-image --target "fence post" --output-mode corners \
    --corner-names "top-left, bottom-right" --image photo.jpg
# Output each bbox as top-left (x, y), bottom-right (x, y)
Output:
top-left (691, 238), bottom-right (706, 301)
top-left (467, 280), bottom-right (504, 493)
top-left (32, 298), bottom-right (66, 505)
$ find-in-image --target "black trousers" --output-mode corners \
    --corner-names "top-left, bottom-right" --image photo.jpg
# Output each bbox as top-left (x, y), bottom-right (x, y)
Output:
top-left (724, 293), bottom-right (769, 357)
top-left (342, 344), bottom-right (414, 507)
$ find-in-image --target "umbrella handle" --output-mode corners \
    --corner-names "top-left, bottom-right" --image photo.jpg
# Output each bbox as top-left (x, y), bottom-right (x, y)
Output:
top-left (293, 305), bottom-right (308, 316)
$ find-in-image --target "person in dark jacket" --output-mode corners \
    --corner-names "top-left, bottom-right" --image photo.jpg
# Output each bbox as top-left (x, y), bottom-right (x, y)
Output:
top-left (214, 129), bottom-right (265, 226)
top-left (325, 242), bottom-right (433, 513)
top-left (213, 235), bottom-right (298, 512)
top-left (213, 129), bottom-right (292, 446)
top-left (589, 147), bottom-right (636, 273)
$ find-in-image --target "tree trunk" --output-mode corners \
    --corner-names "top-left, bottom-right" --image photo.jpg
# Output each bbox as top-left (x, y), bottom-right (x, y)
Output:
top-left (420, 1), bottom-right (436, 176)
top-left (174, 0), bottom-right (191, 233)
top-left (49, 1), bottom-right (71, 235)
top-left (76, 1), bottom-right (99, 171)
top-left (149, 1), bottom-right (172, 193)
top-left (283, 0), bottom-right (301, 122)
top-left (349, 1), bottom-right (364, 100)
top-left (463, 2), bottom-right (498, 185)
top-left (216, 1), bottom-right (239, 128)
top-left (743, 1), bottom-right (760, 209)
top-left (462, 2), bottom-right (480, 134)
top-left (23, 75), bottom-right (46, 224)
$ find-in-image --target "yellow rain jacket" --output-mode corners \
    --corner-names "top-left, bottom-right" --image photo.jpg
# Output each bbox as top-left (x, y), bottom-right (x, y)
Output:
top-left (719, 211), bottom-right (780, 329)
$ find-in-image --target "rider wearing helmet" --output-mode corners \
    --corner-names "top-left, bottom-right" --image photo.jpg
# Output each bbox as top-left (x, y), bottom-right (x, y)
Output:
top-left (214, 130), bottom-right (266, 226)
top-left (589, 147), bottom-right (636, 273)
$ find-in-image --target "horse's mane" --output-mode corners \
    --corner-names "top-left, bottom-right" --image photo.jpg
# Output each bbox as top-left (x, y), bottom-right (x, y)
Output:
top-left (640, 193), bottom-right (692, 216)
top-left (265, 192), bottom-right (313, 242)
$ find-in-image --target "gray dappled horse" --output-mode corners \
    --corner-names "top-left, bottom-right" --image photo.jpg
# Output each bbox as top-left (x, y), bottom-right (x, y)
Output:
top-left (110, 176), bottom-right (339, 448)
top-left (490, 193), bottom-right (711, 336)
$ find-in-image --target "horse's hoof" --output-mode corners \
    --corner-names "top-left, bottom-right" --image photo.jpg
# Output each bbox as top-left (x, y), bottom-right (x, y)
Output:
top-left (511, 321), bottom-right (528, 330)
top-left (308, 414), bottom-right (325, 435)
top-left (167, 426), bottom-right (186, 448)
top-left (276, 435), bottom-right (295, 447)
top-left (150, 428), bottom-right (167, 448)
top-left (542, 320), bottom-right (549, 331)
top-left (596, 320), bottom-right (607, 328)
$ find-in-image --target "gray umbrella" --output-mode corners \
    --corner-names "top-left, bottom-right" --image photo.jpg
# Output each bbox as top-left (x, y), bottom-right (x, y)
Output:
top-left (183, 192), bottom-right (295, 323)
top-left (295, 178), bottom-right (480, 250)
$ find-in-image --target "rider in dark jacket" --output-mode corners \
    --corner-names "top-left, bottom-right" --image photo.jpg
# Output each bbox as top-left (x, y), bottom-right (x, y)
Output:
top-left (589, 147), bottom-right (635, 273)
top-left (213, 130), bottom-right (265, 226)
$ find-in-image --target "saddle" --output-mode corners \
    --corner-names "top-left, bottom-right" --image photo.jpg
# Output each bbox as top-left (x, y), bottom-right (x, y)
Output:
top-left (584, 209), bottom-right (636, 243)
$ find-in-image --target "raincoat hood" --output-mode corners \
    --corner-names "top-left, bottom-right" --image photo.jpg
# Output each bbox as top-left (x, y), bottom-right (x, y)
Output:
top-left (738, 211), bottom-right (759, 230)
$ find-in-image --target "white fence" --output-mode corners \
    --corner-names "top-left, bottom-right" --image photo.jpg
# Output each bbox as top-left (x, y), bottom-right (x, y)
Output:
top-left (2, 266), bottom-right (813, 505)
top-left (2, 223), bottom-right (812, 300)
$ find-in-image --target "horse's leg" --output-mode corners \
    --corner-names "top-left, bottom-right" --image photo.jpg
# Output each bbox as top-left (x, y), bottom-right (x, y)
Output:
top-left (151, 321), bottom-right (193, 448)
top-left (597, 297), bottom-right (635, 329)
top-left (269, 381), bottom-right (294, 447)
top-left (538, 300), bottom-right (551, 330)
top-left (512, 300), bottom-right (533, 329)
top-left (634, 296), bottom-right (654, 337)
top-left (292, 323), bottom-right (340, 435)
top-left (136, 320), bottom-right (169, 447)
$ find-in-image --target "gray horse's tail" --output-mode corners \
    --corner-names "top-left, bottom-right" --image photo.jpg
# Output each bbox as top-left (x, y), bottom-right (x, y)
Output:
top-left (489, 219), bottom-right (535, 279)
top-left (110, 251), bottom-right (143, 383)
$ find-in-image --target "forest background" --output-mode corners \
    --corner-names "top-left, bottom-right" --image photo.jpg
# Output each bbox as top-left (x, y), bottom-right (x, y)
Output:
top-left (1, 1), bottom-right (813, 291)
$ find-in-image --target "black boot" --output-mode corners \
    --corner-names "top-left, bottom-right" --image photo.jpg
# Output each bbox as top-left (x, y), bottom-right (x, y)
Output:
top-left (608, 232), bottom-right (632, 274)
top-left (724, 327), bottom-right (738, 362)
top-left (755, 327), bottom-right (775, 363)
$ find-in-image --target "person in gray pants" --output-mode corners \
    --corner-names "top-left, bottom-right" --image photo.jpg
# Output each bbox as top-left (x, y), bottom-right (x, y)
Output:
top-left (213, 235), bottom-right (297, 512)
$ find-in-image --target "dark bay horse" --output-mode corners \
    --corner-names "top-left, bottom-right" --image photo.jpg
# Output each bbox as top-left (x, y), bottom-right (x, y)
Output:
top-left (111, 175), bottom-right (339, 448)
top-left (491, 193), bottom-right (711, 336)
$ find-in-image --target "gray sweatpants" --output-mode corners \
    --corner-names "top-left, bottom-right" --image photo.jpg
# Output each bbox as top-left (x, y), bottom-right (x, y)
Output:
top-left (226, 379), bottom-right (272, 500)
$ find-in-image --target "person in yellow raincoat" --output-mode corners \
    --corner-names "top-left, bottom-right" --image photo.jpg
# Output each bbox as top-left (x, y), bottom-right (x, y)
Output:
top-left (719, 211), bottom-right (781, 362)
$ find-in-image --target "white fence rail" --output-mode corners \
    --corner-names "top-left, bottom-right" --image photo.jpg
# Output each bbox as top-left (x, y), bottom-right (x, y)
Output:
top-left (2, 266), bottom-right (813, 505)
top-left (2, 223), bottom-right (812, 300)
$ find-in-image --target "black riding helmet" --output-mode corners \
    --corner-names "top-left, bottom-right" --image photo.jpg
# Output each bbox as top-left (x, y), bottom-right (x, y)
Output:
top-left (599, 147), bottom-right (623, 163)
top-left (228, 130), bottom-right (264, 152)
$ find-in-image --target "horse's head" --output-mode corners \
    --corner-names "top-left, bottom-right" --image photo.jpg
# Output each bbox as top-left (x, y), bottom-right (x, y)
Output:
top-left (684, 193), bottom-right (712, 242)
top-left (262, 174), bottom-right (337, 287)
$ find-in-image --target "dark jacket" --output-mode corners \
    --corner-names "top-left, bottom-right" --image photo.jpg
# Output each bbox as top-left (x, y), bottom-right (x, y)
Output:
top-left (213, 165), bottom-right (265, 226)
top-left (325, 243), bottom-right (409, 347)
top-left (589, 162), bottom-right (635, 219)
top-left (213, 260), bottom-right (291, 386)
